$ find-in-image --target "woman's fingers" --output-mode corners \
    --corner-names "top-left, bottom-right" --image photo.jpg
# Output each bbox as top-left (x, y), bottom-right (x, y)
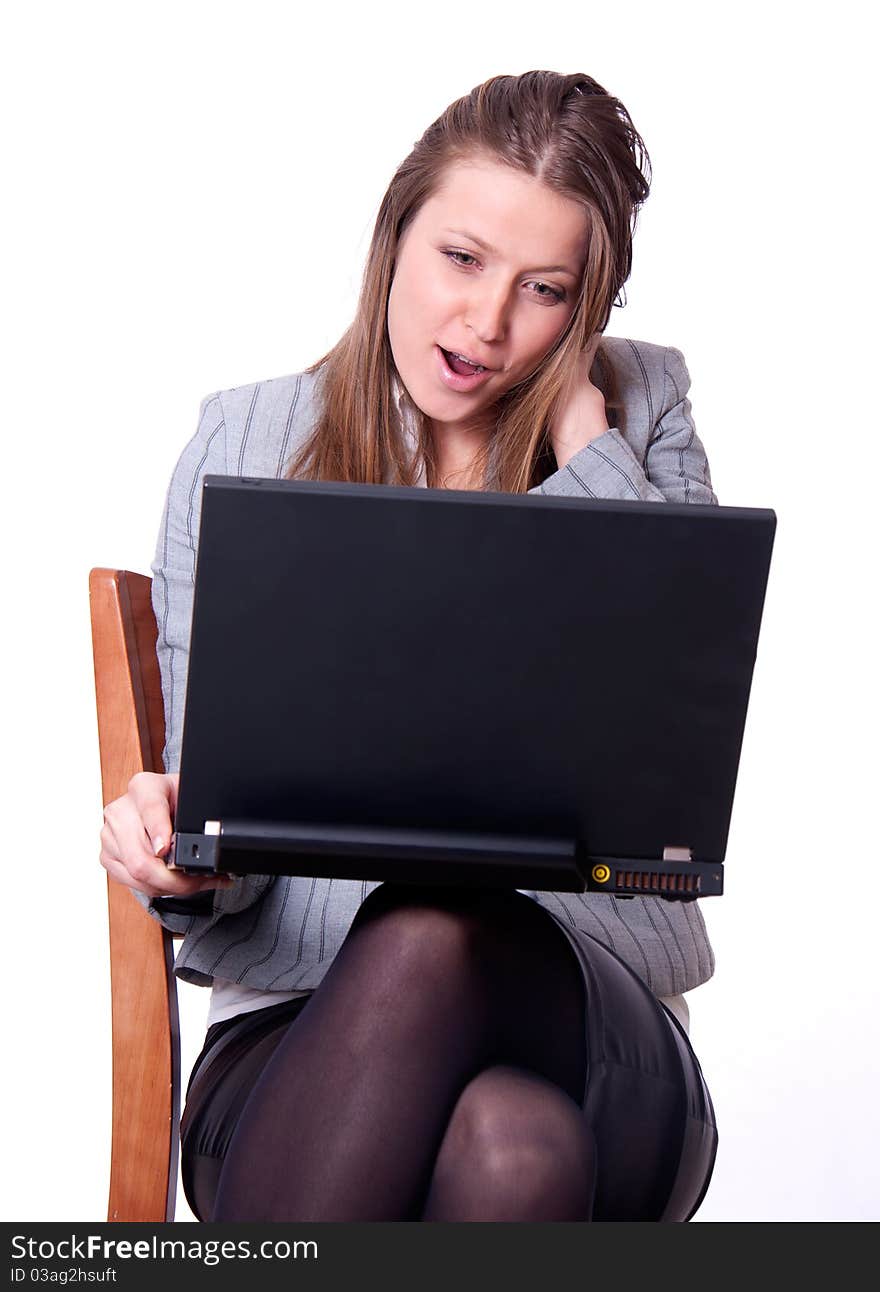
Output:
top-left (99, 841), bottom-right (221, 899)
top-left (584, 330), bottom-right (602, 366)
top-left (100, 772), bottom-right (232, 899)
top-left (100, 820), bottom-right (232, 897)
top-left (127, 770), bottom-right (177, 854)
top-left (549, 338), bottom-right (610, 470)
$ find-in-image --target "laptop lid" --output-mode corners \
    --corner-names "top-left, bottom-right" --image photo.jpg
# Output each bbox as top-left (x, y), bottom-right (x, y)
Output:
top-left (171, 477), bottom-right (775, 896)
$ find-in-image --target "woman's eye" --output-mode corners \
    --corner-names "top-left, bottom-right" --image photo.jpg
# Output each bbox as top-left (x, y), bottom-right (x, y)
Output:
top-left (529, 281), bottom-right (566, 304)
top-left (444, 249), bottom-right (478, 267)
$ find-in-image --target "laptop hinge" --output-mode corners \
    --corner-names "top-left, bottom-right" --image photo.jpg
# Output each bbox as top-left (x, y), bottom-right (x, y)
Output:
top-left (170, 819), bottom-right (589, 893)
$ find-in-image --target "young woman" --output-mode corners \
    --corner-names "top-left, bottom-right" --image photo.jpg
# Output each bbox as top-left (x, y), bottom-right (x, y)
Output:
top-left (100, 70), bottom-right (719, 1222)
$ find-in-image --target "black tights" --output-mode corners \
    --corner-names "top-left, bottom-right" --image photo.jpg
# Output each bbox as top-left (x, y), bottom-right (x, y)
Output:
top-left (212, 885), bottom-right (593, 1221)
top-left (192, 885), bottom-right (711, 1222)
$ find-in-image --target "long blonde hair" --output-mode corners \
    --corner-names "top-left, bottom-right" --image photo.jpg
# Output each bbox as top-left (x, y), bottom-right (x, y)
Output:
top-left (287, 71), bottom-right (651, 493)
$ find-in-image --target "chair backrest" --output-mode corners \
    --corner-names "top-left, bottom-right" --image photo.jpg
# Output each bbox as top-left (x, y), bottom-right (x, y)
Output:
top-left (89, 568), bottom-right (180, 1223)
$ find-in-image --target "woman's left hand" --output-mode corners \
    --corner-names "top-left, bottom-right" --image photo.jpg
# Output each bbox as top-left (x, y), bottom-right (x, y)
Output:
top-left (548, 333), bottom-right (609, 470)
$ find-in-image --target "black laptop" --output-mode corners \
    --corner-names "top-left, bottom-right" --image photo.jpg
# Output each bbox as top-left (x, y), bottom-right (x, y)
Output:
top-left (169, 477), bottom-right (775, 900)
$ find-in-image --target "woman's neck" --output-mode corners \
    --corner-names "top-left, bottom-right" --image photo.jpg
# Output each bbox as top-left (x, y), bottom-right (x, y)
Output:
top-left (429, 421), bottom-right (491, 490)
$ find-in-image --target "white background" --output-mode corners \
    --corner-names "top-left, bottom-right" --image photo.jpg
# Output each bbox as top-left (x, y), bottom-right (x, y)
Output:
top-left (3, 0), bottom-right (877, 1223)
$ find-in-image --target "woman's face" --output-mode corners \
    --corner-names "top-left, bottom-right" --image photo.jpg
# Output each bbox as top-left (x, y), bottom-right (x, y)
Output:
top-left (387, 155), bottom-right (588, 443)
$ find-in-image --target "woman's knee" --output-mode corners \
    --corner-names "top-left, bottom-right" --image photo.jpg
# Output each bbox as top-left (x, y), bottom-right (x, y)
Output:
top-left (347, 883), bottom-right (520, 986)
top-left (428, 1065), bottom-right (596, 1218)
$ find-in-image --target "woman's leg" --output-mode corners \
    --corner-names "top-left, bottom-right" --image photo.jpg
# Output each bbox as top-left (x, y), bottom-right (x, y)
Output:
top-left (420, 1064), bottom-right (597, 1221)
top-left (212, 883), bottom-right (594, 1221)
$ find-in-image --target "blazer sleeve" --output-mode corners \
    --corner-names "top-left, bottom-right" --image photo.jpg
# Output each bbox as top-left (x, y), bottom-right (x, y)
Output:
top-left (530, 346), bottom-right (718, 505)
top-left (135, 392), bottom-right (275, 935)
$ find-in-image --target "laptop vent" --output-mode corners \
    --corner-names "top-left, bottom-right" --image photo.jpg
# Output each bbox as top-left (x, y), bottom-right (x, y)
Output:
top-left (617, 870), bottom-right (701, 895)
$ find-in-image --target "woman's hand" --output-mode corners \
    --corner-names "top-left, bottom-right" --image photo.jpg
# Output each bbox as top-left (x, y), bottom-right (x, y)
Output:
top-left (100, 771), bottom-right (233, 900)
top-left (548, 333), bottom-right (609, 471)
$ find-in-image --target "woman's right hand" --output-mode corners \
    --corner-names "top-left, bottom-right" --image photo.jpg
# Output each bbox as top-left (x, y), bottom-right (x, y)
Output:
top-left (99, 771), bottom-right (233, 899)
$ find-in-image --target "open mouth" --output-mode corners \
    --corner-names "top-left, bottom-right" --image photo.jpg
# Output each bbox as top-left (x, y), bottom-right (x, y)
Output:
top-left (440, 348), bottom-right (487, 376)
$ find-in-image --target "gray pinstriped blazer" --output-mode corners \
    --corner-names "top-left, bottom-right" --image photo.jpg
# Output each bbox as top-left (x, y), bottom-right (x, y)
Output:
top-left (141, 336), bottom-right (717, 997)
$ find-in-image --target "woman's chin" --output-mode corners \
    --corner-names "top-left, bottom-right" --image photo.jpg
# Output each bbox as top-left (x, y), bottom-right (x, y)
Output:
top-left (402, 382), bottom-right (480, 426)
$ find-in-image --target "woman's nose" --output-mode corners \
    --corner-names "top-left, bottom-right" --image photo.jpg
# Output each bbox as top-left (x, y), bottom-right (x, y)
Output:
top-left (464, 282), bottom-right (510, 344)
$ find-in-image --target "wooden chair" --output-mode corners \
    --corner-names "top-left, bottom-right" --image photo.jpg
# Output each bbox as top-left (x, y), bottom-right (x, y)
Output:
top-left (89, 568), bottom-right (180, 1223)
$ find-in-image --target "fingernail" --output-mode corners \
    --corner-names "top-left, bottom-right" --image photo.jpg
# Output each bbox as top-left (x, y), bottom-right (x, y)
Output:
top-left (153, 837), bottom-right (165, 855)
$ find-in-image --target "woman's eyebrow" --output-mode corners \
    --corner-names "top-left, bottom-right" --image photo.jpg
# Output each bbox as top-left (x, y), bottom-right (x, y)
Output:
top-left (443, 229), bottom-right (580, 278)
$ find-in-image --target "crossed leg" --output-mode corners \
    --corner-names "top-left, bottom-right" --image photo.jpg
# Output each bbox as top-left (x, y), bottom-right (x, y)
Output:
top-left (422, 1064), bottom-right (597, 1221)
top-left (211, 883), bottom-right (596, 1221)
